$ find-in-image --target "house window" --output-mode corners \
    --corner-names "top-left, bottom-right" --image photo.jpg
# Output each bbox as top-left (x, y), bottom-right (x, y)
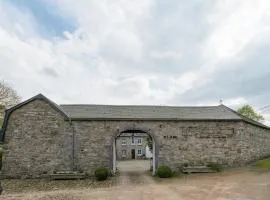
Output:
top-left (132, 137), bottom-right (135, 144)
top-left (137, 149), bottom-right (142, 156)
top-left (122, 150), bottom-right (126, 157)
top-left (137, 138), bottom-right (142, 145)
top-left (122, 139), bottom-right (126, 145)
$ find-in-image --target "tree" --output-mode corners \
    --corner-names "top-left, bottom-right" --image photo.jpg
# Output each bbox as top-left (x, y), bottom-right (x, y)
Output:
top-left (0, 81), bottom-right (21, 109)
top-left (237, 104), bottom-right (264, 122)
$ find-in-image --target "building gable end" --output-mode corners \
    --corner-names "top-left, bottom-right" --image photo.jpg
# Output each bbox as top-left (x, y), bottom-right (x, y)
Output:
top-left (1, 93), bottom-right (70, 141)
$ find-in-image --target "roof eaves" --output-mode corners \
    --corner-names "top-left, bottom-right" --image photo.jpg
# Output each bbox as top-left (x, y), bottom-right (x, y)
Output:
top-left (67, 117), bottom-right (243, 121)
top-left (220, 104), bottom-right (270, 129)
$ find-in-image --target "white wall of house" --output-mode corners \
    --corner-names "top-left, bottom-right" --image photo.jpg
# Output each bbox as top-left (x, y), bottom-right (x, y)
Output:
top-left (145, 145), bottom-right (153, 158)
top-left (116, 134), bottom-right (148, 160)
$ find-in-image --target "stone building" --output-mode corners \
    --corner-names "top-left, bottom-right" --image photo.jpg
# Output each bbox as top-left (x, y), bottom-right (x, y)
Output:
top-left (116, 132), bottom-right (149, 160)
top-left (1, 94), bottom-right (270, 178)
top-left (0, 104), bottom-right (5, 127)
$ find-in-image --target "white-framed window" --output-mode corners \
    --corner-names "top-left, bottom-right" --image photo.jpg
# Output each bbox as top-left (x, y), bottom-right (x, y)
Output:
top-left (137, 138), bottom-right (142, 145)
top-left (122, 150), bottom-right (126, 157)
top-left (137, 149), bottom-right (142, 156)
top-left (122, 139), bottom-right (126, 145)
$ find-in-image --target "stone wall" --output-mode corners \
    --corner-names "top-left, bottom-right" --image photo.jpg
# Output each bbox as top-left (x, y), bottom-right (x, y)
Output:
top-left (73, 120), bottom-right (270, 174)
top-left (71, 121), bottom-right (112, 176)
top-left (242, 123), bottom-right (270, 161)
top-left (2, 101), bottom-right (270, 178)
top-left (1, 100), bottom-right (73, 178)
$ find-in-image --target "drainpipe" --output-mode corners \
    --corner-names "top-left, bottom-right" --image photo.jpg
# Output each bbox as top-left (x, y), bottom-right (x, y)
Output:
top-left (69, 119), bottom-right (75, 171)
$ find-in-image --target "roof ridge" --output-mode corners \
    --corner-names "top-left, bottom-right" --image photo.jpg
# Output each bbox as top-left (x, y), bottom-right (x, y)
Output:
top-left (60, 104), bottom-right (219, 108)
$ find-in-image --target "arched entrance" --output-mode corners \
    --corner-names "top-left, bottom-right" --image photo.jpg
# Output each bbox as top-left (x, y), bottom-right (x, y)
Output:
top-left (111, 128), bottom-right (158, 175)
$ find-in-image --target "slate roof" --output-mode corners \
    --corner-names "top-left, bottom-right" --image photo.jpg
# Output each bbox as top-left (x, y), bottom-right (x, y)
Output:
top-left (1, 94), bottom-right (269, 142)
top-left (60, 104), bottom-right (242, 121)
top-left (60, 104), bottom-right (270, 129)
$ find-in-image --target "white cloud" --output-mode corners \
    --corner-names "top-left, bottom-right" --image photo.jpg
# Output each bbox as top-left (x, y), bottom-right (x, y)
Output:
top-left (0, 0), bottom-right (270, 120)
top-left (0, 0), bottom-right (154, 104)
top-left (204, 0), bottom-right (270, 62)
top-left (223, 97), bottom-right (248, 108)
top-left (263, 113), bottom-right (270, 125)
top-left (150, 51), bottom-right (182, 60)
top-left (0, 2), bottom-right (38, 39)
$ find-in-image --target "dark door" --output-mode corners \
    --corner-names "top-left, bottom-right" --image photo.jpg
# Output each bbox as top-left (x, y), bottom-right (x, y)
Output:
top-left (131, 149), bottom-right (135, 159)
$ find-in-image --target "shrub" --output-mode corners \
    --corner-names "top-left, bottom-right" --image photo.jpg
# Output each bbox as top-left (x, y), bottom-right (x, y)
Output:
top-left (95, 167), bottom-right (109, 181)
top-left (182, 163), bottom-right (188, 167)
top-left (207, 162), bottom-right (223, 172)
top-left (156, 165), bottom-right (173, 178)
top-left (255, 159), bottom-right (270, 170)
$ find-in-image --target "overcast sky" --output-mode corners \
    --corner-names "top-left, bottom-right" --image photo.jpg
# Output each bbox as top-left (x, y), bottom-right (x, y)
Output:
top-left (0, 0), bottom-right (269, 124)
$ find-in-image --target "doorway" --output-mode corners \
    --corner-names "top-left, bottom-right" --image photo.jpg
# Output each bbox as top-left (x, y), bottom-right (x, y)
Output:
top-left (131, 149), bottom-right (135, 159)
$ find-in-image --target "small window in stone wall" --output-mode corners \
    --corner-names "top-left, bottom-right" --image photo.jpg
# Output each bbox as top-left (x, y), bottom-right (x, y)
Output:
top-left (137, 138), bottom-right (142, 145)
top-left (137, 149), bottom-right (142, 156)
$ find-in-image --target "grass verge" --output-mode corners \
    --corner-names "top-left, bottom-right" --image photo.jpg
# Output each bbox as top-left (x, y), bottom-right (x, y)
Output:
top-left (255, 159), bottom-right (270, 170)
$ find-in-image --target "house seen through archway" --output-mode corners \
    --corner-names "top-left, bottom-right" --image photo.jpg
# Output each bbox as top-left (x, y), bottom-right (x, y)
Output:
top-left (112, 129), bottom-right (155, 175)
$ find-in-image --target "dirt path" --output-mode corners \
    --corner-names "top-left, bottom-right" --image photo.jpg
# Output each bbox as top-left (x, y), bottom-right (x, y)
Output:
top-left (116, 160), bottom-right (155, 185)
top-left (117, 171), bottom-right (155, 186)
top-left (1, 169), bottom-right (270, 200)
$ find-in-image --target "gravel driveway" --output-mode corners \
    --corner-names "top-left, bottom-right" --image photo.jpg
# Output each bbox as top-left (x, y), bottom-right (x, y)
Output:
top-left (116, 160), bottom-right (154, 185)
top-left (1, 167), bottom-right (269, 200)
top-left (116, 160), bottom-right (151, 173)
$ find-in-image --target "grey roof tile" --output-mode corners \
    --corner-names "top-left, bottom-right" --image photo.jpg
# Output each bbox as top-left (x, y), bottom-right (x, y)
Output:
top-left (60, 104), bottom-right (270, 129)
top-left (60, 104), bottom-right (242, 120)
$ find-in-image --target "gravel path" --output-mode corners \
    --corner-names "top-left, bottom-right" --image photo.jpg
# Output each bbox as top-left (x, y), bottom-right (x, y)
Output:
top-left (1, 166), bottom-right (269, 200)
top-left (117, 171), bottom-right (155, 186)
top-left (116, 160), bottom-right (155, 185)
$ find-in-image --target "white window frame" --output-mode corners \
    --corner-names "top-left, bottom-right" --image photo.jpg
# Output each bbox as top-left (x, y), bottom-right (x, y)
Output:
top-left (131, 137), bottom-right (135, 145)
top-left (137, 138), bottom-right (142, 145)
top-left (137, 149), bottom-right (142, 156)
top-left (122, 139), bottom-right (126, 146)
top-left (122, 150), bottom-right (126, 157)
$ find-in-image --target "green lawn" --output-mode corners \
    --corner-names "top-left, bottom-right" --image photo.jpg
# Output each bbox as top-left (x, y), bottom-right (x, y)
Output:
top-left (255, 159), bottom-right (270, 170)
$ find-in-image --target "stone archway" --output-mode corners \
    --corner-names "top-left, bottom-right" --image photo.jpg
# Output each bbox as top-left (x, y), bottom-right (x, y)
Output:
top-left (109, 126), bottom-right (159, 175)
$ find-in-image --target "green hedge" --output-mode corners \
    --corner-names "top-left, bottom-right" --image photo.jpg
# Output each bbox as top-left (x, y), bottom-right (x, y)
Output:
top-left (156, 165), bottom-right (173, 178)
top-left (95, 167), bottom-right (109, 181)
